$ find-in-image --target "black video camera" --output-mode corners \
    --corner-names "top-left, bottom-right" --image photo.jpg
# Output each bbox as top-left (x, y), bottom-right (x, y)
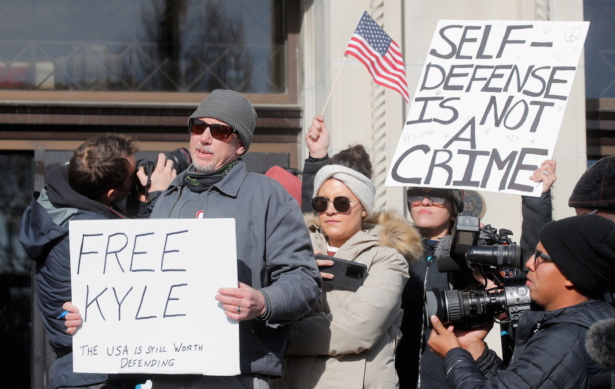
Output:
top-left (426, 212), bottom-right (531, 332)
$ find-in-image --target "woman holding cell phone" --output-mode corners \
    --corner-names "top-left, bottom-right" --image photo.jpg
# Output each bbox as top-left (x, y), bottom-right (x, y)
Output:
top-left (272, 145), bottom-right (422, 389)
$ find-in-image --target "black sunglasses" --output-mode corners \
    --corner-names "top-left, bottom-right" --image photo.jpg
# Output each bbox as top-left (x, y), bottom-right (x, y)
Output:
top-left (311, 196), bottom-right (358, 213)
top-left (189, 119), bottom-right (235, 141)
top-left (406, 189), bottom-right (451, 207)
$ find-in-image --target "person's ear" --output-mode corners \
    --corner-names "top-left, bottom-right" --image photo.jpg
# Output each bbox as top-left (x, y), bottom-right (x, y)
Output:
top-left (236, 142), bottom-right (246, 156)
top-left (99, 188), bottom-right (115, 205)
top-left (563, 278), bottom-right (576, 288)
top-left (361, 209), bottom-right (367, 218)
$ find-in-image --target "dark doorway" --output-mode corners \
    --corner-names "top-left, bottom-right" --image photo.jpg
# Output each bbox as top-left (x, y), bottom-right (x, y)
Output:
top-left (0, 151), bottom-right (34, 389)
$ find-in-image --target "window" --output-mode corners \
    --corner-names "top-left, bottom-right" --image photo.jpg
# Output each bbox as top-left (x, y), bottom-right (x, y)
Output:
top-left (0, 0), bottom-right (286, 93)
top-left (584, 0), bottom-right (615, 98)
top-left (584, 0), bottom-right (615, 158)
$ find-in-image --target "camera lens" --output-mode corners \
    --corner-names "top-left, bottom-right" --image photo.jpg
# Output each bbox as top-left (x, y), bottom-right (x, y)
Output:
top-left (164, 147), bottom-right (192, 174)
top-left (426, 287), bottom-right (510, 327)
top-left (466, 244), bottom-right (522, 269)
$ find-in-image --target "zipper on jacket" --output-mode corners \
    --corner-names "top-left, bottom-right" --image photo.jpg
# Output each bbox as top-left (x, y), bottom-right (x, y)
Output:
top-left (416, 255), bottom-right (433, 389)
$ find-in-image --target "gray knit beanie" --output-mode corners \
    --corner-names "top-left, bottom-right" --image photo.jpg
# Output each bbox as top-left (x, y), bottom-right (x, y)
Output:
top-left (189, 89), bottom-right (258, 152)
top-left (569, 156), bottom-right (615, 211)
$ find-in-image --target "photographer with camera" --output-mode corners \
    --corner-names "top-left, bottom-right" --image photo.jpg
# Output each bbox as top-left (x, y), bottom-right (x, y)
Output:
top-left (19, 134), bottom-right (152, 389)
top-left (428, 215), bottom-right (615, 389)
top-left (302, 115), bottom-right (557, 389)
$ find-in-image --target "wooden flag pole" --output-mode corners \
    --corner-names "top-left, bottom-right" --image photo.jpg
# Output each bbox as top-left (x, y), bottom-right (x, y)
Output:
top-left (320, 56), bottom-right (348, 116)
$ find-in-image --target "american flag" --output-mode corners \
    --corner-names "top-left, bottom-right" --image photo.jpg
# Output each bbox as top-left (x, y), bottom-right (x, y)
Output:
top-left (344, 11), bottom-right (410, 103)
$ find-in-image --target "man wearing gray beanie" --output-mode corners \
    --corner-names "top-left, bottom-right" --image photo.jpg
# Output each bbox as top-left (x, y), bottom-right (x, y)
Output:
top-left (148, 90), bottom-right (322, 388)
top-left (428, 214), bottom-right (615, 389)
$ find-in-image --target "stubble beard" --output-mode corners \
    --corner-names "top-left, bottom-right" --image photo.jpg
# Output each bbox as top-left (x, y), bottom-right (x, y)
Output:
top-left (193, 146), bottom-right (216, 173)
top-left (193, 160), bottom-right (216, 174)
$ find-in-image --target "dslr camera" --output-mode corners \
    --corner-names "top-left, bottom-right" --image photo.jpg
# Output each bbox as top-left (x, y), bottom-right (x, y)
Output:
top-left (426, 212), bottom-right (531, 333)
top-left (133, 147), bottom-right (192, 194)
top-left (136, 147), bottom-right (192, 188)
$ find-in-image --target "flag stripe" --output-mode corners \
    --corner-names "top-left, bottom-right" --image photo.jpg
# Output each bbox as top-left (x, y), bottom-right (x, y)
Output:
top-left (348, 52), bottom-right (410, 100)
top-left (345, 46), bottom-right (406, 92)
top-left (345, 40), bottom-right (410, 98)
top-left (345, 40), bottom-right (408, 89)
top-left (348, 36), bottom-right (407, 81)
top-left (345, 49), bottom-right (410, 100)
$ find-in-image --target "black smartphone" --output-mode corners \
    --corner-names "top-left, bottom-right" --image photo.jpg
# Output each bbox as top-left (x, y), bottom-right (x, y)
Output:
top-left (316, 254), bottom-right (368, 291)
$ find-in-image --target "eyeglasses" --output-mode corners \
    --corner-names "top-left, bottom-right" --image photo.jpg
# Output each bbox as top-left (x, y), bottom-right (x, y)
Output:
top-left (189, 119), bottom-right (235, 141)
top-left (407, 189), bottom-right (449, 208)
top-left (311, 196), bottom-right (359, 213)
top-left (533, 250), bottom-right (552, 267)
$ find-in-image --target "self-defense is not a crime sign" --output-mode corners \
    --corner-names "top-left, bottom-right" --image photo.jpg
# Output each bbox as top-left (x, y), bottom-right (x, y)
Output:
top-left (69, 218), bottom-right (240, 375)
top-left (387, 20), bottom-right (588, 196)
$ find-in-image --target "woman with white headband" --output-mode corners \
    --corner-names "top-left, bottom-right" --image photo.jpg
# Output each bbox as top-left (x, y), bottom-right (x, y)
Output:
top-left (273, 145), bottom-right (423, 389)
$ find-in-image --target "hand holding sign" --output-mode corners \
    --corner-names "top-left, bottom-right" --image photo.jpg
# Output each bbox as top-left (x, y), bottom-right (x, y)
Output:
top-left (216, 283), bottom-right (266, 321)
top-left (63, 301), bottom-right (82, 335)
top-left (529, 159), bottom-right (557, 193)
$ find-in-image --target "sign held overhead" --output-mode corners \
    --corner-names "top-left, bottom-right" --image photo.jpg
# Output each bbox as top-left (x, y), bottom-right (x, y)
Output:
top-left (387, 20), bottom-right (589, 196)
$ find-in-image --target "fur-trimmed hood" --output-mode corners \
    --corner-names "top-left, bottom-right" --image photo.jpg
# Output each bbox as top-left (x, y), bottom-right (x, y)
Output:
top-left (304, 210), bottom-right (423, 264)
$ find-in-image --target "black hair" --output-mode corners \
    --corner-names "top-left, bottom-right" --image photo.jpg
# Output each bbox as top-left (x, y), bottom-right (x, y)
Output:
top-left (326, 144), bottom-right (372, 179)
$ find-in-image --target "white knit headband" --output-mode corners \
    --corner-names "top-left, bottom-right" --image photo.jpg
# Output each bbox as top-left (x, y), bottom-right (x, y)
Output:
top-left (313, 165), bottom-right (376, 216)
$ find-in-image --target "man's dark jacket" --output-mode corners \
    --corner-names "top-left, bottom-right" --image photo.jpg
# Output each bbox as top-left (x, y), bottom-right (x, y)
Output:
top-left (19, 166), bottom-right (127, 389)
top-left (444, 299), bottom-right (615, 389)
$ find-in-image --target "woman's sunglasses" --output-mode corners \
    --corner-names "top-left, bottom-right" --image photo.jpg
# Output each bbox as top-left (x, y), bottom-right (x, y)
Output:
top-left (311, 196), bottom-right (359, 213)
top-left (189, 119), bottom-right (235, 141)
top-left (406, 190), bottom-right (449, 207)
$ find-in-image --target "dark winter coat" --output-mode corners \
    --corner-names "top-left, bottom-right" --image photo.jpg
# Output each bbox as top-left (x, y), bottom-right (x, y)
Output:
top-left (149, 160), bottom-right (322, 377)
top-left (443, 299), bottom-right (615, 389)
top-left (19, 166), bottom-right (127, 389)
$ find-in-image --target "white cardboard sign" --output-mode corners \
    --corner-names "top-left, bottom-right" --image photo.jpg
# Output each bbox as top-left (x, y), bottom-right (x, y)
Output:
top-left (387, 20), bottom-right (589, 196)
top-left (69, 218), bottom-right (240, 375)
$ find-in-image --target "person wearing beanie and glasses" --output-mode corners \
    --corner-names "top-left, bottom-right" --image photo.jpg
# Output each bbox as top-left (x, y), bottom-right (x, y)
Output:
top-left (302, 115), bottom-right (558, 389)
top-left (427, 215), bottom-right (615, 389)
top-left (273, 145), bottom-right (423, 389)
top-left (154, 90), bottom-right (321, 388)
top-left (65, 90), bottom-right (322, 389)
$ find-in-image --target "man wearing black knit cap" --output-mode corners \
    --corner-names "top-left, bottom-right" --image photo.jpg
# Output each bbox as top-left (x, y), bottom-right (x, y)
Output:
top-left (570, 156), bottom-right (615, 222)
top-left (428, 214), bottom-right (615, 389)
